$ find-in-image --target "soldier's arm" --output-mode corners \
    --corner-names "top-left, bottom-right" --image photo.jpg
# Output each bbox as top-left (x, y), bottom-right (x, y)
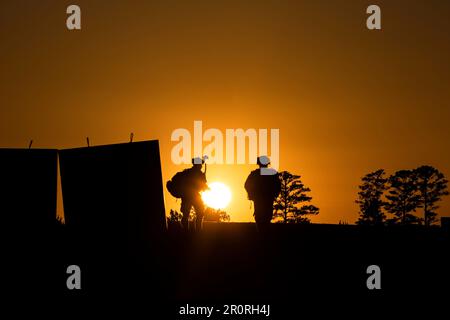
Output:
top-left (274, 175), bottom-right (281, 196)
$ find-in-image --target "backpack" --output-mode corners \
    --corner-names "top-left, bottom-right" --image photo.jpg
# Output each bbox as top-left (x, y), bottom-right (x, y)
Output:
top-left (245, 170), bottom-right (281, 201)
top-left (244, 170), bottom-right (259, 200)
top-left (166, 170), bottom-right (188, 198)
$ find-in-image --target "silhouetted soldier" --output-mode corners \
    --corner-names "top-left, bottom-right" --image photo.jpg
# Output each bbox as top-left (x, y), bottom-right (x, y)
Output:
top-left (167, 157), bottom-right (208, 231)
top-left (245, 156), bottom-right (281, 232)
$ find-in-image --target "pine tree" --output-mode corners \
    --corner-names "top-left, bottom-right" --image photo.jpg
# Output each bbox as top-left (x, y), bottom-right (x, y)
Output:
top-left (414, 165), bottom-right (449, 226)
top-left (385, 170), bottom-right (421, 225)
top-left (273, 171), bottom-right (319, 223)
top-left (356, 169), bottom-right (387, 226)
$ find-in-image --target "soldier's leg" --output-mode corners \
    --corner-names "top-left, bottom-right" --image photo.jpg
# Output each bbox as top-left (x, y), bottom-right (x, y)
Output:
top-left (193, 195), bottom-right (205, 231)
top-left (262, 200), bottom-right (274, 224)
top-left (180, 199), bottom-right (192, 230)
top-left (253, 200), bottom-right (264, 229)
top-left (254, 200), bottom-right (273, 232)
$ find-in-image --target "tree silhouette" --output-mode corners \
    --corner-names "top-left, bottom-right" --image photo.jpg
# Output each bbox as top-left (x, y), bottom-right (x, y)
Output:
top-left (356, 169), bottom-right (387, 226)
top-left (204, 207), bottom-right (230, 222)
top-left (414, 165), bottom-right (449, 226)
top-left (168, 209), bottom-right (182, 222)
top-left (273, 171), bottom-right (319, 223)
top-left (168, 209), bottom-right (194, 223)
top-left (385, 170), bottom-right (421, 225)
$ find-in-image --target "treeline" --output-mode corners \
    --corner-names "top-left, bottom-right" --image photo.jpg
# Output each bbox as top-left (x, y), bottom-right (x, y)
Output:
top-left (168, 208), bottom-right (230, 223)
top-left (356, 165), bottom-right (449, 226)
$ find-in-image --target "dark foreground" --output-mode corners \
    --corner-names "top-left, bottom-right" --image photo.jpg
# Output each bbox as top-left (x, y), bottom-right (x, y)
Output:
top-left (4, 222), bottom-right (450, 317)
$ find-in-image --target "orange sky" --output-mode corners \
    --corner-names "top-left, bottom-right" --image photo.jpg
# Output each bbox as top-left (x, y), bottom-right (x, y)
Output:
top-left (1, 0), bottom-right (449, 223)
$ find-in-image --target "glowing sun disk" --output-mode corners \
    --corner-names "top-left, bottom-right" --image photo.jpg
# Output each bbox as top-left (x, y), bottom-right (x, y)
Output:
top-left (201, 182), bottom-right (232, 210)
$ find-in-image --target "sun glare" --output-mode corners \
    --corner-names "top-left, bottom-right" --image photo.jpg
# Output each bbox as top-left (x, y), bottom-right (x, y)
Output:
top-left (201, 182), bottom-right (232, 210)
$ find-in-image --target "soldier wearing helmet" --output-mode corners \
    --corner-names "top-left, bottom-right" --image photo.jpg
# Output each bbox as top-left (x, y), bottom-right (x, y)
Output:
top-left (179, 156), bottom-right (208, 231)
top-left (244, 156), bottom-right (281, 232)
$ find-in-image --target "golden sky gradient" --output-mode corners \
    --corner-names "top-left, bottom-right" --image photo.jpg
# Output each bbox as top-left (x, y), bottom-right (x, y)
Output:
top-left (1, 1), bottom-right (449, 223)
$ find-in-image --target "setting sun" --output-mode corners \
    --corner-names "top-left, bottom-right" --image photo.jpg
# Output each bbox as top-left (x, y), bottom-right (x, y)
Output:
top-left (202, 182), bottom-right (232, 210)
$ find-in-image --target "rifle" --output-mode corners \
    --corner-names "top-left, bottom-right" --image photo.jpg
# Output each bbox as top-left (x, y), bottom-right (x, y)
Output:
top-left (202, 155), bottom-right (209, 174)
